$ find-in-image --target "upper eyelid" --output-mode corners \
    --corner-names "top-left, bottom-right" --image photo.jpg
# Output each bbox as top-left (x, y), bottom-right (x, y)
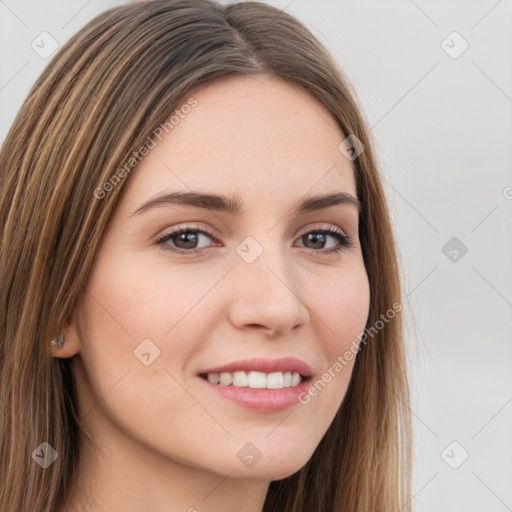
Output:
top-left (160, 221), bottom-right (348, 234)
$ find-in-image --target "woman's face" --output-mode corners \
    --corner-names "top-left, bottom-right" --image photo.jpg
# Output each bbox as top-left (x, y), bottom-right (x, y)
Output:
top-left (67, 75), bottom-right (370, 481)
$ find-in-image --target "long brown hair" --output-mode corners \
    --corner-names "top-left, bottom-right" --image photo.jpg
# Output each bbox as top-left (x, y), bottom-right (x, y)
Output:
top-left (0, 1), bottom-right (412, 510)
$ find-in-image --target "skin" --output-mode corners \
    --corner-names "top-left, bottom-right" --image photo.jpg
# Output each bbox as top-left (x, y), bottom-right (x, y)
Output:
top-left (55, 75), bottom-right (370, 512)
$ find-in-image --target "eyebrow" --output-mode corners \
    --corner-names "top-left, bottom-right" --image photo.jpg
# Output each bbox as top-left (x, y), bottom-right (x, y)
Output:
top-left (130, 190), bottom-right (361, 217)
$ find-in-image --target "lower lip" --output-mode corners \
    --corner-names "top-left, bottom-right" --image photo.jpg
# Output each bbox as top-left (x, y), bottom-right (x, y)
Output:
top-left (198, 376), bottom-right (312, 412)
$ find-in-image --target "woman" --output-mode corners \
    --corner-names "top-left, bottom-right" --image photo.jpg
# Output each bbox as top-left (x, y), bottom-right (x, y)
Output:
top-left (0, 1), bottom-right (412, 510)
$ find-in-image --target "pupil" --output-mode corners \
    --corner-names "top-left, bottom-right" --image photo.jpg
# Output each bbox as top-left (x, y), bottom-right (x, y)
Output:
top-left (176, 232), bottom-right (198, 248)
top-left (306, 233), bottom-right (325, 249)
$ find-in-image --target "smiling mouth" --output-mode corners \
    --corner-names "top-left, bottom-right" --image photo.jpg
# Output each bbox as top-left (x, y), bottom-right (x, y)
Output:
top-left (199, 370), bottom-right (310, 390)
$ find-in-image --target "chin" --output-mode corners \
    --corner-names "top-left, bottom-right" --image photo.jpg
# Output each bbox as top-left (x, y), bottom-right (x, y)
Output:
top-left (227, 446), bottom-right (314, 481)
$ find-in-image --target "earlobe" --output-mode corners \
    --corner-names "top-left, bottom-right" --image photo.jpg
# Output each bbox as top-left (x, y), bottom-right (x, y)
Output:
top-left (50, 321), bottom-right (81, 358)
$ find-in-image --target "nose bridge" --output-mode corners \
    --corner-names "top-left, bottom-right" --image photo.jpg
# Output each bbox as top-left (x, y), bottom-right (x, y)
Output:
top-left (229, 233), bottom-right (309, 333)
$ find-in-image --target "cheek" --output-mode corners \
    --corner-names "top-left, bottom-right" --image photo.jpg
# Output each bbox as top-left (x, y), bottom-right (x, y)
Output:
top-left (83, 247), bottom-right (210, 339)
top-left (302, 263), bottom-right (370, 402)
top-left (73, 262), bottom-right (209, 455)
top-left (309, 263), bottom-right (370, 351)
top-left (74, 249), bottom-right (220, 399)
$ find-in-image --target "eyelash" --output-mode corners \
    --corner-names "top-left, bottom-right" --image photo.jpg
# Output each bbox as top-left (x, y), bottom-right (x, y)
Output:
top-left (155, 224), bottom-right (354, 256)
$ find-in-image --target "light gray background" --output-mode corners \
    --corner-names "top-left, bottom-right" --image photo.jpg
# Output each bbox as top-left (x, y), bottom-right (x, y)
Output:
top-left (1, 1), bottom-right (511, 510)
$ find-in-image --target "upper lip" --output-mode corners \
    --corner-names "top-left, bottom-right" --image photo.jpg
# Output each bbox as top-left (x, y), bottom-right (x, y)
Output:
top-left (199, 357), bottom-right (313, 378)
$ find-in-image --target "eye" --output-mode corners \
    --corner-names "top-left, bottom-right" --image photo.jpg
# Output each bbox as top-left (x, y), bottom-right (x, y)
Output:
top-left (156, 224), bottom-right (354, 255)
top-left (156, 226), bottom-right (217, 254)
top-left (295, 226), bottom-right (353, 253)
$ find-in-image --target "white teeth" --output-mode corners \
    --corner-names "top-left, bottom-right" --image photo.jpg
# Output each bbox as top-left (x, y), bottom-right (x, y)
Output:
top-left (219, 372), bottom-right (233, 386)
top-left (266, 372), bottom-right (284, 389)
top-left (248, 371), bottom-right (266, 388)
top-left (203, 370), bottom-right (303, 389)
top-left (207, 373), bottom-right (220, 384)
top-left (233, 371), bottom-right (249, 386)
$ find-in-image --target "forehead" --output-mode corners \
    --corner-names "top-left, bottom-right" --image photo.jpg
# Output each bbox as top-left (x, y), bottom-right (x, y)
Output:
top-left (124, 75), bottom-right (357, 205)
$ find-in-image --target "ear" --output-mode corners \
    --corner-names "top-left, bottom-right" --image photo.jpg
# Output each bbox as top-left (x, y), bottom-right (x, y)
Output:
top-left (50, 313), bottom-right (81, 359)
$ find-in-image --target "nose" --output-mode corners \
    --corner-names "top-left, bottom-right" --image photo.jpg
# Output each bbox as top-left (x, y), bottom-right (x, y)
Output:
top-left (227, 243), bottom-right (310, 337)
